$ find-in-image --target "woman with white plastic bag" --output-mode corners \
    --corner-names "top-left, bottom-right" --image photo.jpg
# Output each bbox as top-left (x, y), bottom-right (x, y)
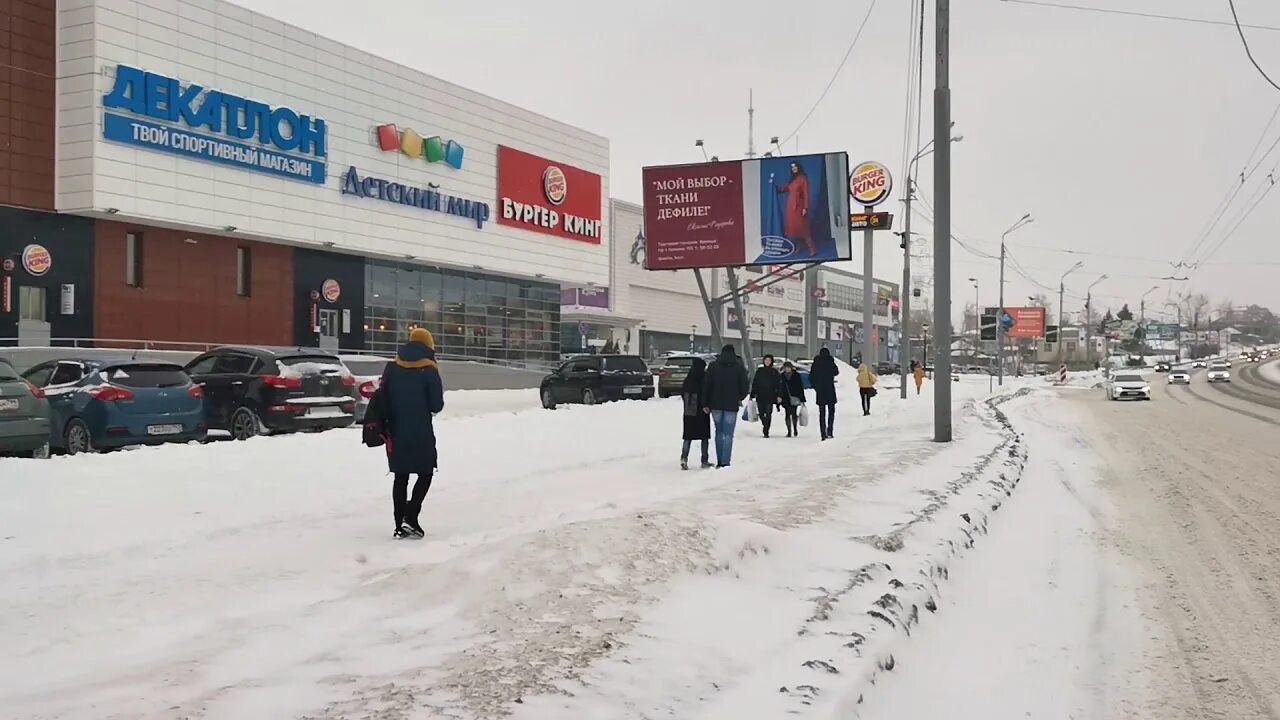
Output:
top-left (780, 361), bottom-right (806, 437)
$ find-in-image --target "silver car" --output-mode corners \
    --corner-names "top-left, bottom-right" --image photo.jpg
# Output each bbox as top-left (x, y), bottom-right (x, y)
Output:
top-left (337, 355), bottom-right (393, 422)
top-left (0, 358), bottom-right (51, 457)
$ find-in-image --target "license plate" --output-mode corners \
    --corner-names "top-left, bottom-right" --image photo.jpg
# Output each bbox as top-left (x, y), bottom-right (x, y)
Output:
top-left (0, 398), bottom-right (18, 412)
top-left (307, 407), bottom-right (348, 419)
top-left (147, 424), bottom-right (183, 435)
top-left (624, 387), bottom-right (644, 395)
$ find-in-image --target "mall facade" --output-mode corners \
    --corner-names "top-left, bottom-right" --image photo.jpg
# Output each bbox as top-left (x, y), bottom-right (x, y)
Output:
top-left (1, 0), bottom-right (608, 368)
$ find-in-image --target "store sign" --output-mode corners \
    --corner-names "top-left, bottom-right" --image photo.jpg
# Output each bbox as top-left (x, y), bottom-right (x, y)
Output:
top-left (322, 279), bottom-right (341, 303)
top-left (102, 64), bottom-right (327, 184)
top-left (375, 123), bottom-right (464, 170)
top-left (561, 286), bottom-right (610, 309)
top-left (497, 146), bottom-right (602, 244)
top-left (341, 167), bottom-right (491, 228)
top-left (22, 244), bottom-right (51, 276)
top-left (60, 284), bottom-right (75, 315)
top-left (850, 161), bottom-right (892, 207)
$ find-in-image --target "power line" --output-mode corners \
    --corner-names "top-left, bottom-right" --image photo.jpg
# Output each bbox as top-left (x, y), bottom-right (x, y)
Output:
top-left (1226, 0), bottom-right (1280, 92)
top-left (897, 0), bottom-right (923, 181)
top-left (1178, 120), bottom-right (1280, 264)
top-left (1001, 0), bottom-right (1280, 32)
top-left (778, 0), bottom-right (877, 147)
top-left (1195, 169), bottom-right (1277, 266)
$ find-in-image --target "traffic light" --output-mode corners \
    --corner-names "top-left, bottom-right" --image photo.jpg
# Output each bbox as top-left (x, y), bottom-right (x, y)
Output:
top-left (1046, 324), bottom-right (1059, 343)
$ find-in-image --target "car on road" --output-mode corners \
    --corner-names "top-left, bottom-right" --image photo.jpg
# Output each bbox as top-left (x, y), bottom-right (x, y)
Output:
top-left (541, 354), bottom-right (654, 409)
top-left (1206, 361), bottom-right (1231, 383)
top-left (0, 358), bottom-right (51, 458)
top-left (21, 359), bottom-right (206, 455)
top-left (1104, 372), bottom-right (1152, 401)
top-left (1166, 369), bottom-right (1191, 385)
top-left (655, 353), bottom-right (715, 398)
top-left (184, 347), bottom-right (357, 440)
top-left (1191, 360), bottom-right (1207, 369)
top-left (337, 354), bottom-right (393, 422)
top-left (1153, 361), bottom-right (1171, 373)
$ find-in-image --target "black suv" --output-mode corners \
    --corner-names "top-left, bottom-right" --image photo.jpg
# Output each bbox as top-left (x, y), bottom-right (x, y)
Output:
top-left (540, 354), bottom-right (654, 409)
top-left (1153, 361), bottom-right (1171, 372)
top-left (184, 346), bottom-right (357, 440)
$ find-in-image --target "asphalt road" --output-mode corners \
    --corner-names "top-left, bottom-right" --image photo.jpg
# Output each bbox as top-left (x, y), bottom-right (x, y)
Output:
top-left (1075, 358), bottom-right (1280, 719)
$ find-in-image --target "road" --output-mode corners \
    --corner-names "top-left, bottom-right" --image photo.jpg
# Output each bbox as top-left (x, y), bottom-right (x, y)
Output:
top-left (1076, 358), bottom-right (1280, 719)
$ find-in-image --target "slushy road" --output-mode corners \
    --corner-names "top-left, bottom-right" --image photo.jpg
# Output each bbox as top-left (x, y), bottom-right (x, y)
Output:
top-left (1079, 360), bottom-right (1280, 719)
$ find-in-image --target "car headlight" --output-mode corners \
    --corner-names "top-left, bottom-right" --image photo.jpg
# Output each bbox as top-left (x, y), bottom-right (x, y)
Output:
top-left (1141, 386), bottom-right (1151, 393)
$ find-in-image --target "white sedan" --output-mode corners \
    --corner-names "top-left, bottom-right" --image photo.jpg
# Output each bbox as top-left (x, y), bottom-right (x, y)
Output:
top-left (1206, 363), bottom-right (1231, 383)
top-left (1167, 370), bottom-right (1191, 385)
top-left (1105, 373), bottom-right (1152, 401)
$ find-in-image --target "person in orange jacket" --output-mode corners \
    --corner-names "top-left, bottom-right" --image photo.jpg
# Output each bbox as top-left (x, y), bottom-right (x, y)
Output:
top-left (913, 363), bottom-right (926, 395)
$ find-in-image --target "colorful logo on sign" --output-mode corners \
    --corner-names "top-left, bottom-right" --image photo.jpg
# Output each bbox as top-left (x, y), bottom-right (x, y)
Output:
top-left (850, 161), bottom-right (893, 207)
top-left (22, 244), bottom-right (52, 276)
top-left (321, 279), bottom-right (341, 303)
top-left (376, 124), bottom-right (464, 170)
top-left (543, 166), bottom-right (567, 206)
top-left (497, 146), bottom-right (602, 244)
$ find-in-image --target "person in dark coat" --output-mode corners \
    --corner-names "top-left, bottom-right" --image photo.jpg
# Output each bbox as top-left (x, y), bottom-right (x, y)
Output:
top-left (680, 357), bottom-right (712, 470)
top-left (701, 344), bottom-right (750, 468)
top-left (809, 347), bottom-right (840, 440)
top-left (780, 361), bottom-right (806, 437)
top-left (749, 354), bottom-right (783, 438)
top-left (381, 327), bottom-right (445, 539)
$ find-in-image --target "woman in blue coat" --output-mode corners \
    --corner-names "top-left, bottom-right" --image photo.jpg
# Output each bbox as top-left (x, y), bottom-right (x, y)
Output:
top-left (381, 327), bottom-right (445, 538)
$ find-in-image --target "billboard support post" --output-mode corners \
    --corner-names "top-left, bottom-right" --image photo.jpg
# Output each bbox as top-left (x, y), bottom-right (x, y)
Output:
top-left (693, 268), bottom-right (724, 349)
top-left (724, 267), bottom-right (753, 372)
top-left (862, 205), bottom-right (875, 368)
top-left (933, 0), bottom-right (953, 442)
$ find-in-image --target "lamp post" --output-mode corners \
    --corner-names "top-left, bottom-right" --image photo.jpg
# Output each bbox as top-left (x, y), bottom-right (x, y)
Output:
top-left (1084, 275), bottom-right (1108, 366)
top-left (996, 213), bottom-right (1034, 386)
top-left (900, 131), bottom-right (963, 400)
top-left (1057, 261), bottom-right (1083, 366)
top-left (922, 323), bottom-right (930, 372)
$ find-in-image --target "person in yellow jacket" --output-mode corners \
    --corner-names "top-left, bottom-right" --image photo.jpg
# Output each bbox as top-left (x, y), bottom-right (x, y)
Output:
top-left (857, 363), bottom-right (878, 416)
top-left (913, 363), bottom-right (926, 395)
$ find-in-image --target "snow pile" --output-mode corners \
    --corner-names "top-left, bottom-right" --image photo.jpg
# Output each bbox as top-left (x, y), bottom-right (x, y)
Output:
top-left (1259, 359), bottom-right (1280, 386)
top-left (1053, 369), bottom-right (1105, 389)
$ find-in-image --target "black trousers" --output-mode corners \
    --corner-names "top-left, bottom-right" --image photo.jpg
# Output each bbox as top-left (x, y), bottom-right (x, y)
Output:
top-left (783, 403), bottom-right (800, 434)
top-left (817, 403), bottom-right (835, 438)
top-left (860, 388), bottom-right (874, 414)
top-left (393, 471), bottom-right (434, 529)
top-left (757, 399), bottom-right (775, 435)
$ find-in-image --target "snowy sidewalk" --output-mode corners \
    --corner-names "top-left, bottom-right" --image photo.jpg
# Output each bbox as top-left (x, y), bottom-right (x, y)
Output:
top-left (2, 376), bottom-right (1026, 720)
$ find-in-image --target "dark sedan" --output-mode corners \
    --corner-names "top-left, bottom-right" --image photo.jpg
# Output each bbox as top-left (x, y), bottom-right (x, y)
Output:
top-left (541, 354), bottom-right (654, 409)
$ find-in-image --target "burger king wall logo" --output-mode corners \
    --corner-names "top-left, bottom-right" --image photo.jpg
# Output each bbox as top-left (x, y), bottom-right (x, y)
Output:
top-left (321, 278), bottom-right (341, 303)
top-left (542, 166), bottom-right (568, 206)
top-left (22, 244), bottom-right (52, 276)
top-left (849, 161), bottom-right (893, 208)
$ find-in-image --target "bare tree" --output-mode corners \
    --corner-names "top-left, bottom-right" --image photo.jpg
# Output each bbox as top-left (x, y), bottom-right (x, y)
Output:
top-left (1181, 293), bottom-right (1211, 331)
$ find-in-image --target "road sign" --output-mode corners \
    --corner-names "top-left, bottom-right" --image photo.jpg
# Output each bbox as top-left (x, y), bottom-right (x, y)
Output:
top-left (578, 321), bottom-right (589, 335)
top-left (849, 212), bottom-right (895, 230)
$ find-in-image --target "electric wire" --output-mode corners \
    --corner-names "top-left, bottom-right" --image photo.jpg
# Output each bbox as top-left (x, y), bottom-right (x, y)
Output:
top-left (777, 0), bottom-right (878, 147)
top-left (1227, 0), bottom-right (1280, 92)
top-left (1000, 0), bottom-right (1280, 32)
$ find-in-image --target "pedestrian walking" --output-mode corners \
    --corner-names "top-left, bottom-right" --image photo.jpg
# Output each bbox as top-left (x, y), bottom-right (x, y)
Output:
top-left (381, 327), bottom-right (445, 539)
top-left (680, 356), bottom-right (712, 470)
top-left (913, 363), bottom-right (926, 395)
top-left (780, 361), bottom-right (806, 437)
top-left (750, 354), bottom-right (783, 438)
top-left (857, 362), bottom-right (879, 416)
top-left (701, 344), bottom-right (749, 468)
top-left (808, 347), bottom-right (839, 440)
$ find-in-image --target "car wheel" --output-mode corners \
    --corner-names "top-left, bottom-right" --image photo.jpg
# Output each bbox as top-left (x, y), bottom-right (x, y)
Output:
top-left (582, 388), bottom-right (597, 406)
top-left (64, 419), bottom-right (94, 456)
top-left (230, 407), bottom-right (262, 441)
top-left (541, 388), bottom-right (557, 410)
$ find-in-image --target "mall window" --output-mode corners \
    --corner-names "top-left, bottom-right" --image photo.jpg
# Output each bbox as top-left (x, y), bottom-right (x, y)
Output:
top-left (236, 246), bottom-right (251, 297)
top-left (126, 232), bottom-right (143, 288)
top-left (827, 282), bottom-right (861, 313)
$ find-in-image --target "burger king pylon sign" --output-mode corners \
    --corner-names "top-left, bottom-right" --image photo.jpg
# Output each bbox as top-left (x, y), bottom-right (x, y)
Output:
top-left (850, 161), bottom-right (893, 208)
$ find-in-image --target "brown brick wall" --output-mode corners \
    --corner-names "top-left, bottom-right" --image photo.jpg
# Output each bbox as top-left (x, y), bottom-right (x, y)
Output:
top-left (0, 0), bottom-right (56, 210)
top-left (94, 221), bottom-right (295, 346)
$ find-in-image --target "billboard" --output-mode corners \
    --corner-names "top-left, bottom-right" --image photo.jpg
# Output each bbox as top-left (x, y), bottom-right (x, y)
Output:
top-left (642, 152), bottom-right (851, 270)
top-left (497, 146), bottom-right (603, 244)
top-left (982, 307), bottom-right (1047, 339)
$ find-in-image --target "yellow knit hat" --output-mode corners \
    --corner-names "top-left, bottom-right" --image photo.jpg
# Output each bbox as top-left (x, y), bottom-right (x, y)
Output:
top-left (409, 327), bottom-right (435, 349)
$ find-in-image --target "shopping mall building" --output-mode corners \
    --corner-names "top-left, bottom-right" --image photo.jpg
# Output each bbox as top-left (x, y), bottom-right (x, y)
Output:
top-left (1, 0), bottom-right (609, 368)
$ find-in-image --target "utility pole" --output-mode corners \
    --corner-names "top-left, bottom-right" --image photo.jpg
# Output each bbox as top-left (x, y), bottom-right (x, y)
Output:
top-left (932, 0), bottom-right (952, 442)
top-left (1056, 261), bottom-right (1082, 367)
top-left (899, 181), bottom-right (912, 399)
top-left (996, 214), bottom-right (1033, 386)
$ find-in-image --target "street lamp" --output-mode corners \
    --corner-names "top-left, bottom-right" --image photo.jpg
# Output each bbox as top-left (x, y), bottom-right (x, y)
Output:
top-left (996, 213), bottom-right (1034, 386)
top-left (1139, 285), bottom-right (1160, 356)
top-left (1056, 261), bottom-right (1084, 365)
top-left (1084, 274), bottom-right (1108, 366)
top-left (901, 130), bottom-right (964, 399)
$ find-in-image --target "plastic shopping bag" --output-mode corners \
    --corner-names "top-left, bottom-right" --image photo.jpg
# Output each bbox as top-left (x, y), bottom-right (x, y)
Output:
top-left (743, 402), bottom-right (758, 423)
top-left (798, 403), bottom-right (809, 427)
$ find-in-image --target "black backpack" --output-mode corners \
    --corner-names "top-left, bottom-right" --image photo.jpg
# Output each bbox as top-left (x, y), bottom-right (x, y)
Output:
top-left (362, 381), bottom-right (389, 448)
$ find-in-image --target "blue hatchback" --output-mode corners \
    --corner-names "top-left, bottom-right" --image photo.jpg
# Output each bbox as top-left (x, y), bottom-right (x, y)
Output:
top-left (21, 360), bottom-right (207, 455)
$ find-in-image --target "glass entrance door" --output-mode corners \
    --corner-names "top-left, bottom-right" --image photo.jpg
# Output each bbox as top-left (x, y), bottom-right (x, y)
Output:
top-left (17, 286), bottom-right (50, 346)
top-left (317, 308), bottom-right (339, 351)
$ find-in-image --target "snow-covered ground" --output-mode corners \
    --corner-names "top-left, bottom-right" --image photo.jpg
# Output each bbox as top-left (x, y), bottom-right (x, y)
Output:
top-left (2, 374), bottom-right (1056, 719)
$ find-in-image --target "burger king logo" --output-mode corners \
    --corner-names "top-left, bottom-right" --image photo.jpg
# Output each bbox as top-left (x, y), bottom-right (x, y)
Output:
top-left (22, 244), bottom-right (52, 277)
top-left (542, 166), bottom-right (567, 206)
top-left (849, 161), bottom-right (893, 207)
top-left (321, 278), bottom-right (341, 303)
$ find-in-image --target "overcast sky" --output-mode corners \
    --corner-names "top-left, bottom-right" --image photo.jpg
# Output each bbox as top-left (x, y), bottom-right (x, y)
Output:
top-left (239, 0), bottom-right (1280, 324)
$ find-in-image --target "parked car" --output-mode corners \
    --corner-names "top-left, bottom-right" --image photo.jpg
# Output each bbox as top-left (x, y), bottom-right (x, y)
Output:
top-left (1191, 360), bottom-right (1208, 368)
top-left (20, 359), bottom-right (206, 454)
top-left (655, 353), bottom-right (715, 398)
top-left (541, 354), bottom-right (654, 409)
top-left (184, 347), bottom-right (357, 440)
top-left (0, 358), bottom-right (51, 458)
top-left (875, 362), bottom-right (902, 376)
top-left (337, 354), bottom-right (393, 422)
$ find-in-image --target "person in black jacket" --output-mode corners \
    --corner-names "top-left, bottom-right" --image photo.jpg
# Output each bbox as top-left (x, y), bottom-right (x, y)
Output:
top-left (701, 344), bottom-right (750, 468)
top-left (809, 347), bottom-right (840, 440)
top-left (381, 327), bottom-right (445, 539)
top-left (780, 361), bottom-right (806, 437)
top-left (679, 356), bottom-right (712, 470)
top-left (749, 354), bottom-right (783, 438)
